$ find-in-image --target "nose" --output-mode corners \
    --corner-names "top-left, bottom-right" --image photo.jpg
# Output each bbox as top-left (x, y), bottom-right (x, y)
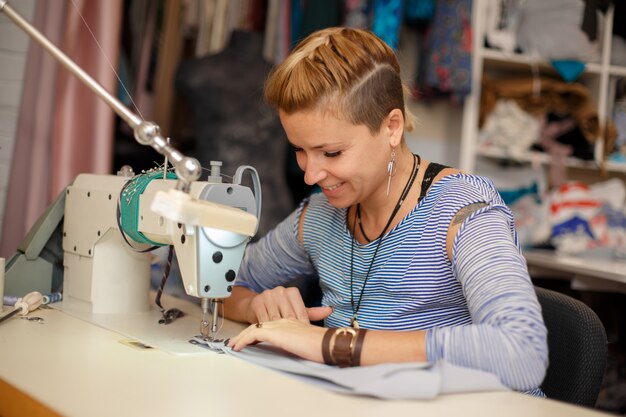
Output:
top-left (299, 153), bottom-right (326, 186)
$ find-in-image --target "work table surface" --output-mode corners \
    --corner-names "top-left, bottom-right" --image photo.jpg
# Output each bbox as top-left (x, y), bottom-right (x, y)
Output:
top-left (0, 304), bottom-right (612, 417)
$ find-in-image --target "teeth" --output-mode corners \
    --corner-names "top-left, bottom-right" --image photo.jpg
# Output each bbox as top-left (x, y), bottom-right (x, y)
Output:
top-left (323, 183), bottom-right (342, 191)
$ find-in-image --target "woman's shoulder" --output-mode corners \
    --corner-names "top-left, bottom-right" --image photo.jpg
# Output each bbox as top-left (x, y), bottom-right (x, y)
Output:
top-left (431, 172), bottom-right (505, 206)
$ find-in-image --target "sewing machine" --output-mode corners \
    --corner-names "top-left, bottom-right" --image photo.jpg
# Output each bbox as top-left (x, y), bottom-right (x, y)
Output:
top-left (61, 167), bottom-right (259, 339)
top-left (1, 0), bottom-right (259, 340)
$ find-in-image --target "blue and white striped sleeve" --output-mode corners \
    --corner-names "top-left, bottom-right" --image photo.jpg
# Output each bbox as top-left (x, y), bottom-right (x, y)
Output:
top-left (234, 203), bottom-right (316, 293)
top-left (426, 206), bottom-right (548, 392)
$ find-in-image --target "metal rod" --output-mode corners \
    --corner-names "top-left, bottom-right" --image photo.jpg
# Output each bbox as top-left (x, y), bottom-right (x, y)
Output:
top-left (0, 1), bottom-right (201, 184)
top-left (0, 1), bottom-right (141, 128)
top-left (0, 308), bottom-right (20, 325)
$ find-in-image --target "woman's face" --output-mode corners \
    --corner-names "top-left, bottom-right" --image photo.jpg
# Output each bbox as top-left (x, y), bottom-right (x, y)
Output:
top-left (279, 109), bottom-right (394, 208)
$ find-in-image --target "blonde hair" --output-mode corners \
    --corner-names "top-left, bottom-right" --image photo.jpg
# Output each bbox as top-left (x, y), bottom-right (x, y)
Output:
top-left (264, 27), bottom-right (416, 133)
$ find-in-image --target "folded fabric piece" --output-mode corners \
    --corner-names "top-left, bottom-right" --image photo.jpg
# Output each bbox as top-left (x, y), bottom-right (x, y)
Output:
top-left (550, 60), bottom-right (586, 83)
top-left (547, 180), bottom-right (626, 255)
top-left (480, 76), bottom-right (605, 146)
top-left (515, 0), bottom-right (596, 61)
top-left (480, 99), bottom-right (540, 158)
top-left (194, 339), bottom-right (507, 400)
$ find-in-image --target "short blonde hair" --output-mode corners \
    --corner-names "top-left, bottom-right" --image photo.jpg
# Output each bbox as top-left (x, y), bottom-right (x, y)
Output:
top-left (264, 27), bottom-right (416, 133)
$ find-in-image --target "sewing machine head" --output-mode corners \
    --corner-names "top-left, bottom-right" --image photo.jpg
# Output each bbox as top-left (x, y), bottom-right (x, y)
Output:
top-left (61, 165), bottom-right (259, 317)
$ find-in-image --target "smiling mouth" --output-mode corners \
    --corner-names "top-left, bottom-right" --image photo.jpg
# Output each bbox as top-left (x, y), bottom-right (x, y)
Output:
top-left (321, 182), bottom-right (343, 191)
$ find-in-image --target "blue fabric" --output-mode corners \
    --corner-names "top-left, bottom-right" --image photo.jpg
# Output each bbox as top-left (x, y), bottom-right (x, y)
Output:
top-left (551, 60), bottom-right (586, 83)
top-left (405, 0), bottom-right (435, 20)
top-left (372, 0), bottom-right (404, 49)
top-left (552, 216), bottom-right (595, 239)
top-left (499, 182), bottom-right (541, 206)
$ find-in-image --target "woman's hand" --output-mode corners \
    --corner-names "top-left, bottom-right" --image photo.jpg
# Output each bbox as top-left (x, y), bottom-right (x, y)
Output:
top-left (245, 286), bottom-right (332, 324)
top-left (227, 319), bottom-right (327, 363)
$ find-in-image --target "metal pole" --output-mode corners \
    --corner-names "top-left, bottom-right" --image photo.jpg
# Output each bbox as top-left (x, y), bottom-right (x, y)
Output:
top-left (0, 1), bottom-right (201, 184)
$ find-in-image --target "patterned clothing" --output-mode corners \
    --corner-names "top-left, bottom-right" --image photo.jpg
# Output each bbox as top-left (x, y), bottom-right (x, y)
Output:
top-left (235, 173), bottom-right (548, 394)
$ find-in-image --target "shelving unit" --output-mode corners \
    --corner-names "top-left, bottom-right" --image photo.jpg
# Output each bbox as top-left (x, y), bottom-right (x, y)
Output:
top-left (460, 0), bottom-right (626, 175)
top-left (459, 1), bottom-right (626, 296)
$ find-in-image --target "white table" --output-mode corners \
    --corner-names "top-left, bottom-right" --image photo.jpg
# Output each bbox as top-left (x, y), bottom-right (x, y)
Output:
top-left (0, 298), bottom-right (613, 417)
top-left (524, 249), bottom-right (626, 294)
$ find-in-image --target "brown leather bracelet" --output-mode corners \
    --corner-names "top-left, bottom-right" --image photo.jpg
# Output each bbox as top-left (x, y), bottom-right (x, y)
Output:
top-left (332, 328), bottom-right (356, 368)
top-left (351, 329), bottom-right (368, 366)
top-left (321, 328), bottom-right (335, 365)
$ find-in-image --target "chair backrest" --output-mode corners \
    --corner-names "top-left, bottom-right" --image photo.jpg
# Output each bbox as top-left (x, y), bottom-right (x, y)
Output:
top-left (535, 286), bottom-right (608, 407)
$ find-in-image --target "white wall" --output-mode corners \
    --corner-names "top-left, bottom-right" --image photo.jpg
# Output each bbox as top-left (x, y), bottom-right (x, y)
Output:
top-left (0, 0), bottom-right (37, 239)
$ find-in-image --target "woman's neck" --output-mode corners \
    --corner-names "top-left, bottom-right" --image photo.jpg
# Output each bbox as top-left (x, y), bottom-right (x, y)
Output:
top-left (357, 150), bottom-right (419, 237)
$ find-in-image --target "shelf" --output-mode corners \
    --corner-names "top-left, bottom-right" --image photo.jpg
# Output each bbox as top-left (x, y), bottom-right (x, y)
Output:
top-left (603, 160), bottom-right (626, 172)
top-left (480, 48), bottom-right (603, 75)
top-left (461, 0), bottom-right (624, 176)
top-left (477, 146), bottom-right (626, 173)
top-left (609, 65), bottom-right (626, 77)
top-left (476, 146), bottom-right (599, 168)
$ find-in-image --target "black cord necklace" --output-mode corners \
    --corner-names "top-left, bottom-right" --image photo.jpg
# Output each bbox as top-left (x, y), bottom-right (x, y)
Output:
top-left (356, 205), bottom-right (372, 243)
top-left (349, 153), bottom-right (421, 329)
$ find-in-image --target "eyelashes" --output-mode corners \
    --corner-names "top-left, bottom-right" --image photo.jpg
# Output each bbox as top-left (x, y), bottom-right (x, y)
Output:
top-left (324, 151), bottom-right (342, 158)
top-left (290, 144), bottom-right (342, 158)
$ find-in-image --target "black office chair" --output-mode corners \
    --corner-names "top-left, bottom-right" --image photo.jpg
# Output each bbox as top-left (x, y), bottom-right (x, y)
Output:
top-left (535, 286), bottom-right (608, 407)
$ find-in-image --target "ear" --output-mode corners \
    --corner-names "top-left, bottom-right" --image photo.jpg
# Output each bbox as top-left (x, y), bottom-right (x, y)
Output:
top-left (384, 108), bottom-right (404, 147)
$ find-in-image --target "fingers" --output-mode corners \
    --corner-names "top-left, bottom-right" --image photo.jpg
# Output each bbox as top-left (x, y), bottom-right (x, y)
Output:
top-left (307, 306), bottom-right (333, 322)
top-left (248, 287), bottom-right (310, 324)
top-left (227, 319), bottom-right (287, 351)
top-left (284, 289), bottom-right (310, 323)
top-left (228, 322), bottom-right (264, 351)
top-left (249, 296), bottom-right (270, 323)
top-left (227, 319), bottom-right (325, 363)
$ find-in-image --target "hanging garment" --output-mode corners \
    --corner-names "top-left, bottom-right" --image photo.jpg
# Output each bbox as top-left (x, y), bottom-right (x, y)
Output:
top-left (417, 0), bottom-right (472, 101)
top-left (372, 0), bottom-right (404, 49)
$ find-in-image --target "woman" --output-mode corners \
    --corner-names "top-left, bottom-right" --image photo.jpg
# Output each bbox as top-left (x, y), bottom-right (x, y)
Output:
top-left (223, 27), bottom-right (547, 395)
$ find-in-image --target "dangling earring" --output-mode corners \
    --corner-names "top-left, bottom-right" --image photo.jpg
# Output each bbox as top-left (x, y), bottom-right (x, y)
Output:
top-left (386, 149), bottom-right (396, 196)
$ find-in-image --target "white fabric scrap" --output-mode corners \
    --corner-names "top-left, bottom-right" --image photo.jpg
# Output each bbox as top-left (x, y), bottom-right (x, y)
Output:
top-left (480, 99), bottom-right (540, 159)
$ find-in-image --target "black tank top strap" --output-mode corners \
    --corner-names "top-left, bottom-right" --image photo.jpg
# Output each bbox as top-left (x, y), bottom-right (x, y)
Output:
top-left (418, 162), bottom-right (450, 202)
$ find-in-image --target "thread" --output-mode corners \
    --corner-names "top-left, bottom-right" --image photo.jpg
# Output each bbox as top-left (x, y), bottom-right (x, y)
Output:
top-left (0, 257), bottom-right (4, 312)
top-left (3, 295), bottom-right (19, 306)
top-left (119, 170), bottom-right (177, 245)
top-left (3, 292), bottom-right (62, 307)
top-left (43, 292), bottom-right (63, 304)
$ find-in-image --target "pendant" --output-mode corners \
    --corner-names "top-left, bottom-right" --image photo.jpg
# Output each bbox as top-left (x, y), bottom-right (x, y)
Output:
top-left (350, 316), bottom-right (360, 330)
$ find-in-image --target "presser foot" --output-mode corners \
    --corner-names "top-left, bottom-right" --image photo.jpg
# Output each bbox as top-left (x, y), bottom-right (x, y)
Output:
top-left (188, 335), bottom-right (227, 352)
top-left (200, 317), bottom-right (223, 342)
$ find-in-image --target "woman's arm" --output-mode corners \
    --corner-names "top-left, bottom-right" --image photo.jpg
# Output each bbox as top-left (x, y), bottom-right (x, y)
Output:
top-left (223, 202), bottom-right (331, 324)
top-left (228, 319), bottom-right (427, 364)
top-left (429, 206), bottom-right (548, 391)
top-left (224, 285), bottom-right (330, 324)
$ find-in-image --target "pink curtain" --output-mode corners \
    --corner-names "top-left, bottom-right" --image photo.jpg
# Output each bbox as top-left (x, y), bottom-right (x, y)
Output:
top-left (0, 0), bottom-right (123, 258)
top-left (51, 0), bottom-right (122, 195)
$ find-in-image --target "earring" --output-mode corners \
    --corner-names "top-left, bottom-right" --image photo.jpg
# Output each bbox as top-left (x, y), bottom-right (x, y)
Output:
top-left (386, 149), bottom-right (396, 196)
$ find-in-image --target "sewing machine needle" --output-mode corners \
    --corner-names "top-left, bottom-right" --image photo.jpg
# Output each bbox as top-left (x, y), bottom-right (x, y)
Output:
top-left (200, 298), bottom-right (210, 340)
top-left (210, 299), bottom-right (219, 338)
